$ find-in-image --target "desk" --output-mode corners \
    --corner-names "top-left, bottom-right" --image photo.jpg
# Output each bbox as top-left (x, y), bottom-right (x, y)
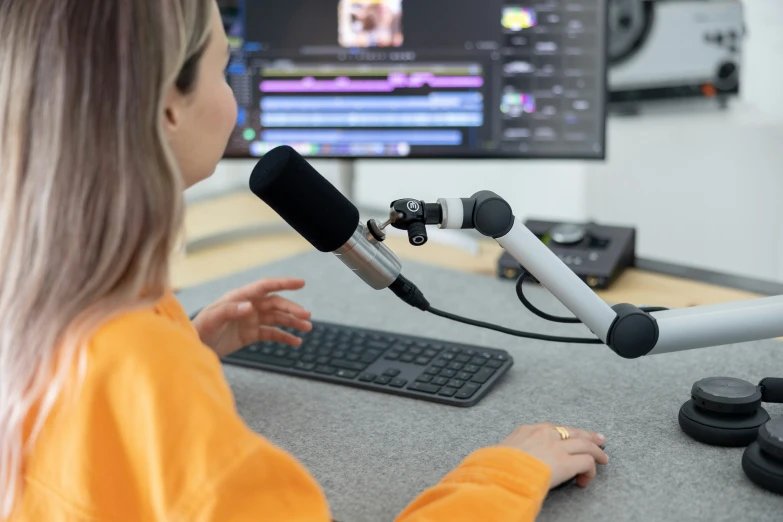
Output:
top-left (176, 252), bottom-right (783, 522)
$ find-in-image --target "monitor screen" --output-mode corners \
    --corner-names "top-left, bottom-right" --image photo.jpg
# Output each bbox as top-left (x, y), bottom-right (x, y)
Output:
top-left (220, 0), bottom-right (607, 159)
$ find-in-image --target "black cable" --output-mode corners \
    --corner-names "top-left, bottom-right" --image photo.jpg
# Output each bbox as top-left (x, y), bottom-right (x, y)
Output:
top-left (390, 274), bottom-right (605, 344)
top-left (514, 270), bottom-right (669, 323)
top-left (515, 272), bottom-right (580, 323)
top-left (426, 306), bottom-right (605, 344)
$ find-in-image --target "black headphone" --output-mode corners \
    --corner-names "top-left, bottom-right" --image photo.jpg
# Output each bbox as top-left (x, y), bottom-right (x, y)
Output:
top-left (678, 376), bottom-right (783, 494)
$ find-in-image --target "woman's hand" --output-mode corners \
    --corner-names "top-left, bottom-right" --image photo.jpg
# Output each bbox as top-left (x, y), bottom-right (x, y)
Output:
top-left (497, 422), bottom-right (608, 489)
top-left (192, 278), bottom-right (312, 358)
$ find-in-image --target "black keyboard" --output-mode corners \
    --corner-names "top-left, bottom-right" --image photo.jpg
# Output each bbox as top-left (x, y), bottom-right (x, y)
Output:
top-left (222, 320), bottom-right (514, 407)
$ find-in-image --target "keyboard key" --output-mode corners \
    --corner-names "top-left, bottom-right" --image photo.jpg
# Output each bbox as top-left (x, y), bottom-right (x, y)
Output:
top-left (448, 379), bottom-right (465, 388)
top-left (470, 356), bottom-right (488, 366)
top-left (409, 347), bottom-right (423, 355)
top-left (431, 376), bottom-right (449, 386)
top-left (368, 341), bottom-right (390, 351)
top-left (287, 351), bottom-right (302, 360)
top-left (390, 378), bottom-right (407, 388)
top-left (425, 367), bottom-right (440, 375)
top-left (295, 362), bottom-right (316, 371)
top-left (346, 353), bottom-right (360, 361)
top-left (480, 352), bottom-right (494, 360)
top-left (441, 353), bottom-right (455, 360)
top-left (423, 349), bottom-right (438, 358)
top-left (447, 362), bottom-right (464, 371)
top-left (400, 354), bottom-right (415, 362)
top-left (336, 369), bottom-right (358, 379)
top-left (349, 344), bottom-right (363, 353)
top-left (470, 368), bottom-right (496, 384)
top-left (301, 354), bottom-right (317, 363)
top-left (408, 382), bottom-right (441, 394)
top-left (447, 346), bottom-right (461, 353)
top-left (315, 365), bottom-right (336, 375)
top-left (464, 364), bottom-right (481, 373)
top-left (439, 369), bottom-right (456, 378)
top-left (415, 342), bottom-right (428, 349)
top-left (416, 374), bottom-right (433, 383)
top-left (401, 339), bottom-right (413, 346)
top-left (375, 375), bottom-right (391, 385)
top-left (465, 349), bottom-right (477, 356)
top-left (456, 382), bottom-right (481, 399)
top-left (486, 359), bottom-right (504, 369)
top-left (456, 371), bottom-right (473, 380)
top-left (358, 373), bottom-right (376, 382)
top-left (383, 368), bottom-right (400, 377)
top-left (384, 352), bottom-right (400, 360)
top-left (360, 350), bottom-right (382, 363)
top-left (414, 357), bottom-right (431, 365)
top-left (455, 355), bottom-right (471, 363)
top-left (333, 350), bottom-right (346, 359)
top-left (242, 354), bottom-right (294, 368)
top-left (260, 346), bottom-right (273, 355)
top-left (316, 356), bottom-right (330, 364)
top-left (274, 348), bottom-right (288, 357)
top-left (432, 359), bottom-right (448, 368)
top-left (438, 386), bottom-right (457, 397)
top-left (330, 359), bottom-right (367, 371)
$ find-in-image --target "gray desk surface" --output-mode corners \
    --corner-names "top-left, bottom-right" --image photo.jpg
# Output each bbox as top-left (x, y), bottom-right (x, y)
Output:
top-left (176, 252), bottom-right (783, 522)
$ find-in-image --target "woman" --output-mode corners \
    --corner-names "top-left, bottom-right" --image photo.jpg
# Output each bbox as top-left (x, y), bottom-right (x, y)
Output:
top-left (0, 1), bottom-right (608, 520)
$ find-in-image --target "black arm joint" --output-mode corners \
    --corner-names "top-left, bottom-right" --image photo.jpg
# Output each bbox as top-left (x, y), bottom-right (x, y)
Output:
top-left (606, 304), bottom-right (658, 359)
top-left (469, 191), bottom-right (515, 238)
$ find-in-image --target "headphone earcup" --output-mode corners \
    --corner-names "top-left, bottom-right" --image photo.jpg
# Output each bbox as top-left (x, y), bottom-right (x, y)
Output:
top-left (742, 442), bottom-right (783, 494)
top-left (678, 399), bottom-right (770, 447)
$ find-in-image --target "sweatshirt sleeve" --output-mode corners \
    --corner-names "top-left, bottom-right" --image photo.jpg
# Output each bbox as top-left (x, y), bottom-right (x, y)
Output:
top-left (394, 447), bottom-right (552, 522)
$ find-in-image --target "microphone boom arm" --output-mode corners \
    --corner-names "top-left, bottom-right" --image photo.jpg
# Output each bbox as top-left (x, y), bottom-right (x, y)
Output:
top-left (387, 191), bottom-right (783, 358)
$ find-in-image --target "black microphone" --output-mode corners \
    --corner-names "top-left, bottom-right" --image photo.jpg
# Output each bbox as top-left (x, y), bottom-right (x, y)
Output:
top-left (250, 146), bottom-right (427, 307)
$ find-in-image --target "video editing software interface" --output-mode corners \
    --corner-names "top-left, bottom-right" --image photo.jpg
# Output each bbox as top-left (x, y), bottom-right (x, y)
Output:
top-left (221, 0), bottom-right (607, 159)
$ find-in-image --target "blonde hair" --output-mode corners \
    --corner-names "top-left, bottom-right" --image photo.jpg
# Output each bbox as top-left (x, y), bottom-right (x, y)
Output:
top-left (0, 0), bottom-right (213, 515)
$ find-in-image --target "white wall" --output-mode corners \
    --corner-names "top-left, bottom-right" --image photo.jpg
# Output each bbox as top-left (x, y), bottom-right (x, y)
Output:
top-left (198, 0), bottom-right (783, 282)
top-left (585, 0), bottom-right (783, 282)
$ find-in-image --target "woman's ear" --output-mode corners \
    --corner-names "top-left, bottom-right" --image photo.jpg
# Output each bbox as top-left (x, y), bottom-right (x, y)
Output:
top-left (163, 87), bottom-right (184, 137)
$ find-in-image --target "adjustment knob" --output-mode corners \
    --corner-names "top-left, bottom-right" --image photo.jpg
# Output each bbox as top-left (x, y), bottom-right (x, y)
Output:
top-left (407, 222), bottom-right (428, 246)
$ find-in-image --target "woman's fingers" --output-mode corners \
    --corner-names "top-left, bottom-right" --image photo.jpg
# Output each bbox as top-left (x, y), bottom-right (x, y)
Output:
top-left (256, 326), bottom-right (303, 346)
top-left (548, 424), bottom-right (605, 447)
top-left (228, 278), bottom-right (306, 302)
top-left (259, 312), bottom-right (313, 333)
top-left (255, 295), bottom-right (312, 319)
top-left (567, 455), bottom-right (597, 488)
top-left (562, 439), bottom-right (609, 465)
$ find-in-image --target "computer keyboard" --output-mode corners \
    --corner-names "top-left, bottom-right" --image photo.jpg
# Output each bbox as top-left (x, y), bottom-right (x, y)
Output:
top-left (222, 320), bottom-right (514, 407)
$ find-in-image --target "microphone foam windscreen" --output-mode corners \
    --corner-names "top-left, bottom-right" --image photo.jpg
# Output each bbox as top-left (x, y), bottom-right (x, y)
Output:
top-left (249, 145), bottom-right (360, 252)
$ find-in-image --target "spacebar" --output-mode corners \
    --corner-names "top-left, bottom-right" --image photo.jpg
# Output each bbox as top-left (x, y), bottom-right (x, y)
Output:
top-left (239, 354), bottom-right (294, 368)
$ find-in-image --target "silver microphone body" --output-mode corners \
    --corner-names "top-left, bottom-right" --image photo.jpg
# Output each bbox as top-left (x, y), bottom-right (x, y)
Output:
top-left (334, 224), bottom-right (402, 290)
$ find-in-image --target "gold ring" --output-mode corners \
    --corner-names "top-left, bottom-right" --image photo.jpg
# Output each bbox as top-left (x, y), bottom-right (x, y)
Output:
top-left (553, 426), bottom-right (570, 441)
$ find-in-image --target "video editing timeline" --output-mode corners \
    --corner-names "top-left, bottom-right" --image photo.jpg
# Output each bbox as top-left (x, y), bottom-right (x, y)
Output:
top-left (253, 63), bottom-right (486, 157)
top-left (221, 0), bottom-right (607, 159)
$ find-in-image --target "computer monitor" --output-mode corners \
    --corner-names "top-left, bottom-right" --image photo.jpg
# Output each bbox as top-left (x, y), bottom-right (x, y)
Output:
top-left (220, 0), bottom-right (608, 159)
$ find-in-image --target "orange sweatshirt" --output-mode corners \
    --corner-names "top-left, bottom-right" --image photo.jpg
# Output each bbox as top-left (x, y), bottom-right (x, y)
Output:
top-left (9, 291), bottom-right (551, 521)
